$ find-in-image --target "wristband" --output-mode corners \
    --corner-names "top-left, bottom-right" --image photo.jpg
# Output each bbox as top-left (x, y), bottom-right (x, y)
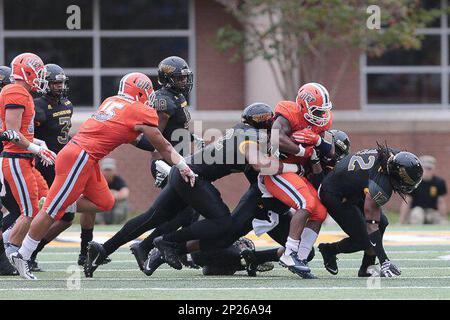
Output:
top-left (27, 143), bottom-right (41, 154)
top-left (281, 163), bottom-right (299, 173)
top-left (174, 158), bottom-right (189, 171)
top-left (295, 145), bottom-right (305, 157)
top-left (315, 136), bottom-right (322, 147)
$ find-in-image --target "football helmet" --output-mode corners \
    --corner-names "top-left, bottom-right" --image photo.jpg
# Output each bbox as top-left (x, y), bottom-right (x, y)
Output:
top-left (387, 151), bottom-right (423, 194)
top-left (10, 52), bottom-right (47, 93)
top-left (329, 129), bottom-right (350, 160)
top-left (118, 72), bottom-right (156, 106)
top-left (0, 66), bottom-right (12, 90)
top-left (158, 56), bottom-right (193, 96)
top-left (241, 102), bottom-right (274, 129)
top-left (296, 82), bottom-right (332, 127)
top-left (45, 64), bottom-right (69, 98)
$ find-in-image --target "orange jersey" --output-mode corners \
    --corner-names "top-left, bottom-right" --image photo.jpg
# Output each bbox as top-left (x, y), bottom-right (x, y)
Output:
top-left (0, 83), bottom-right (35, 153)
top-left (275, 100), bottom-right (333, 165)
top-left (72, 95), bottom-right (159, 161)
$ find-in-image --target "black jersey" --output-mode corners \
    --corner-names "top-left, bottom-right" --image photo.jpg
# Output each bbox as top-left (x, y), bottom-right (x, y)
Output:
top-left (321, 148), bottom-right (396, 207)
top-left (153, 87), bottom-right (191, 155)
top-left (34, 95), bottom-right (73, 154)
top-left (187, 123), bottom-right (265, 183)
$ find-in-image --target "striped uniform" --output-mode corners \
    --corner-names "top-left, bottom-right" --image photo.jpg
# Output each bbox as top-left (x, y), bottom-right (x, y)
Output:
top-left (262, 83), bottom-right (332, 222)
top-left (0, 84), bottom-right (44, 217)
top-left (43, 95), bottom-right (159, 220)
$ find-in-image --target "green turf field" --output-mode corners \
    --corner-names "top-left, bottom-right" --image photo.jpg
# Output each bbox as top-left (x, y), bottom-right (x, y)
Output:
top-left (1, 225), bottom-right (449, 300)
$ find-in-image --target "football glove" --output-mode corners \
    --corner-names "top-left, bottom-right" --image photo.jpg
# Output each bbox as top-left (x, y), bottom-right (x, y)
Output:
top-left (154, 171), bottom-right (168, 188)
top-left (292, 129), bottom-right (321, 146)
top-left (380, 260), bottom-right (401, 278)
top-left (0, 129), bottom-right (20, 142)
top-left (27, 142), bottom-right (56, 167)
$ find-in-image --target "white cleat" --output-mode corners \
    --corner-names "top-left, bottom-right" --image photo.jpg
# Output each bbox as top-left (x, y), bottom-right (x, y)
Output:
top-left (10, 252), bottom-right (37, 280)
top-left (279, 252), bottom-right (311, 272)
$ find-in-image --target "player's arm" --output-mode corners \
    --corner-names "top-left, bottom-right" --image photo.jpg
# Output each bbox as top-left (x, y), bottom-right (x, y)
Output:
top-left (135, 124), bottom-right (196, 186)
top-left (241, 140), bottom-right (300, 175)
top-left (438, 195), bottom-right (447, 218)
top-left (271, 116), bottom-right (303, 155)
top-left (157, 110), bottom-right (170, 133)
top-left (132, 133), bottom-right (156, 152)
top-left (398, 195), bottom-right (412, 224)
top-left (4, 108), bottom-right (29, 149)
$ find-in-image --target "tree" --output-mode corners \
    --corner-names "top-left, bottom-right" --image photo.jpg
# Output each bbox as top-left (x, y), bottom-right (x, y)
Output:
top-left (214, 0), bottom-right (443, 99)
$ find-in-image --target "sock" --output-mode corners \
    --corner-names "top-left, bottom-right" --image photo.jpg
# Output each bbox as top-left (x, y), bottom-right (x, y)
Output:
top-left (335, 237), bottom-right (363, 254)
top-left (80, 228), bottom-right (93, 256)
top-left (368, 230), bottom-right (388, 264)
top-left (18, 235), bottom-right (40, 261)
top-left (284, 237), bottom-right (300, 256)
top-left (5, 244), bottom-right (19, 256)
top-left (361, 252), bottom-right (376, 269)
top-left (163, 228), bottom-right (195, 244)
top-left (2, 226), bottom-right (12, 245)
top-left (297, 228), bottom-right (318, 261)
top-left (30, 238), bottom-right (50, 261)
top-left (255, 248), bottom-right (279, 264)
top-left (103, 233), bottom-right (126, 256)
top-left (139, 235), bottom-right (155, 255)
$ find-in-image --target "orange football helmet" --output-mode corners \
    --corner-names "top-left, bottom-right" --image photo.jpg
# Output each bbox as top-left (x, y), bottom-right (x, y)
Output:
top-left (296, 82), bottom-right (332, 127)
top-left (118, 72), bottom-right (156, 106)
top-left (10, 52), bottom-right (48, 93)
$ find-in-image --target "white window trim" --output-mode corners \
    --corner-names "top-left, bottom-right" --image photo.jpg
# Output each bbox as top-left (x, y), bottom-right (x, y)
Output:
top-left (0, 0), bottom-right (196, 109)
top-left (361, 0), bottom-right (449, 110)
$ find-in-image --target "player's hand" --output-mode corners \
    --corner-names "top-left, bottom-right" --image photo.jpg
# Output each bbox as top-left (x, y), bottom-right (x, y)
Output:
top-left (179, 166), bottom-right (197, 187)
top-left (155, 171), bottom-right (168, 188)
top-left (0, 129), bottom-right (20, 142)
top-left (380, 261), bottom-right (401, 277)
top-left (296, 144), bottom-right (315, 158)
top-left (37, 147), bottom-right (57, 167)
top-left (292, 129), bottom-right (321, 146)
top-left (310, 148), bottom-right (320, 165)
top-left (192, 133), bottom-right (205, 150)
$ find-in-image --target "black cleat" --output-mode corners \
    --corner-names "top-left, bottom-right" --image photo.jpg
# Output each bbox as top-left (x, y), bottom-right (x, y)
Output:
top-left (84, 241), bottom-right (107, 278)
top-left (241, 249), bottom-right (258, 277)
top-left (307, 247), bottom-right (315, 262)
top-left (318, 243), bottom-right (338, 275)
top-left (130, 241), bottom-right (147, 271)
top-left (143, 248), bottom-right (165, 276)
top-left (153, 237), bottom-right (182, 270)
top-left (256, 262), bottom-right (274, 273)
top-left (179, 254), bottom-right (200, 269)
top-left (77, 254), bottom-right (86, 266)
top-left (28, 259), bottom-right (42, 272)
top-left (0, 253), bottom-right (17, 276)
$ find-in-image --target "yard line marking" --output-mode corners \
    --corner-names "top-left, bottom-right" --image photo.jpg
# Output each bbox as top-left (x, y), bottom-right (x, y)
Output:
top-left (2, 287), bottom-right (450, 292)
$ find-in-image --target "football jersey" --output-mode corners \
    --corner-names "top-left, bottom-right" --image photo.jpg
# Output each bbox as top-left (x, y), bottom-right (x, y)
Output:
top-left (187, 123), bottom-right (265, 183)
top-left (153, 87), bottom-right (191, 155)
top-left (321, 148), bottom-right (397, 207)
top-left (34, 95), bottom-right (73, 154)
top-left (0, 83), bottom-right (35, 154)
top-left (72, 95), bottom-right (159, 161)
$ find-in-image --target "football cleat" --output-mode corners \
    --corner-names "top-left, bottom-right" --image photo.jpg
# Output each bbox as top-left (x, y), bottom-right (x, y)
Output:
top-left (179, 254), bottom-right (200, 269)
top-left (10, 252), bottom-right (37, 280)
top-left (143, 248), bottom-right (165, 276)
top-left (257, 262), bottom-right (275, 273)
top-left (318, 243), bottom-right (338, 275)
top-left (380, 260), bottom-right (401, 278)
top-left (241, 249), bottom-right (259, 277)
top-left (130, 241), bottom-right (147, 271)
top-left (77, 254), bottom-right (86, 266)
top-left (153, 237), bottom-right (182, 270)
top-left (28, 259), bottom-right (42, 272)
top-left (84, 241), bottom-right (107, 278)
top-left (0, 252), bottom-right (17, 276)
top-left (279, 252), bottom-right (312, 278)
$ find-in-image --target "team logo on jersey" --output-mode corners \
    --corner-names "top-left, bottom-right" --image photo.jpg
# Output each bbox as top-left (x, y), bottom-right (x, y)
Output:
top-left (430, 186), bottom-right (438, 197)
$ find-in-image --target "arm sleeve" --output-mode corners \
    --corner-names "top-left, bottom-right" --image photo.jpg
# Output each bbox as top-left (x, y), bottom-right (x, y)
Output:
top-left (135, 134), bottom-right (156, 152)
top-left (368, 178), bottom-right (392, 207)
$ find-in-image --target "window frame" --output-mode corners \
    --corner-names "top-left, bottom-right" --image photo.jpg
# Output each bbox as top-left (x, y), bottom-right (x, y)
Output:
top-left (361, 0), bottom-right (448, 110)
top-left (0, 0), bottom-right (196, 109)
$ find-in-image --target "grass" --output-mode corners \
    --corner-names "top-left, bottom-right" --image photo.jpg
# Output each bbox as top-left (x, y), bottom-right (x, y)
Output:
top-left (0, 225), bottom-right (449, 300)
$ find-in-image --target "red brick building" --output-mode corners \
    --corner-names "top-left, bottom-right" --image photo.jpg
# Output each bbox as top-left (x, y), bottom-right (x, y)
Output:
top-left (2, 0), bottom-right (449, 212)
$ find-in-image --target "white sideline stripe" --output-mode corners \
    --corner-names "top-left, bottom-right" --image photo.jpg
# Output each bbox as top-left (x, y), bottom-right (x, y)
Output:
top-left (2, 276), bottom-right (450, 282)
top-left (1, 287), bottom-right (450, 292)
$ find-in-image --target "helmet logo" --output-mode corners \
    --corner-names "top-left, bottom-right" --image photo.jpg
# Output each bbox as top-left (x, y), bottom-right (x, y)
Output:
top-left (398, 167), bottom-right (415, 185)
top-left (0, 74), bottom-right (4, 81)
top-left (299, 91), bottom-right (316, 104)
top-left (160, 64), bottom-right (176, 74)
top-left (135, 79), bottom-right (152, 90)
top-left (252, 113), bottom-right (272, 123)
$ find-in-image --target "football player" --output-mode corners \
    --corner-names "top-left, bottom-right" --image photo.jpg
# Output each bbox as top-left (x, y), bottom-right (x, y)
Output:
top-left (78, 56), bottom-right (200, 265)
top-left (318, 145), bottom-right (423, 277)
top-left (28, 64), bottom-right (75, 271)
top-left (261, 83), bottom-right (333, 277)
top-left (0, 53), bottom-right (56, 265)
top-left (9, 72), bottom-right (197, 280)
top-left (0, 65), bottom-right (17, 275)
top-left (84, 103), bottom-right (303, 277)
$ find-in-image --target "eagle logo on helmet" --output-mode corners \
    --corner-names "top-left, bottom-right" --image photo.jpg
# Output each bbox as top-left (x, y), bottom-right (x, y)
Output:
top-left (398, 167), bottom-right (416, 186)
top-left (159, 64), bottom-right (176, 74)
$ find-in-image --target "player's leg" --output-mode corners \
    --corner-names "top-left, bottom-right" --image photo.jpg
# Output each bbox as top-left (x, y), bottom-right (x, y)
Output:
top-left (0, 209), bottom-right (16, 275)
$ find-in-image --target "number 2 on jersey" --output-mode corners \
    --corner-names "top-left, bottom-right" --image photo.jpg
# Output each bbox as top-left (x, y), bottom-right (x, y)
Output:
top-left (348, 155), bottom-right (375, 171)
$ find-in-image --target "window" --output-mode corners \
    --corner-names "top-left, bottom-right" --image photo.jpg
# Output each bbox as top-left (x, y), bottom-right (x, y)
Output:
top-left (362, 0), bottom-right (447, 109)
top-left (0, 0), bottom-right (194, 108)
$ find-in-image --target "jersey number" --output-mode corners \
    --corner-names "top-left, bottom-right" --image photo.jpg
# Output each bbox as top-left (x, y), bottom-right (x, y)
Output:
top-left (94, 101), bottom-right (125, 121)
top-left (57, 116), bottom-right (71, 144)
top-left (348, 155), bottom-right (375, 171)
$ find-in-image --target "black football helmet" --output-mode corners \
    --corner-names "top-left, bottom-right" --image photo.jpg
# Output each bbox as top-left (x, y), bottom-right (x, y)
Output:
top-left (45, 64), bottom-right (69, 98)
top-left (387, 151), bottom-right (423, 194)
top-left (330, 129), bottom-right (350, 160)
top-left (241, 103), bottom-right (274, 129)
top-left (158, 56), bottom-right (193, 96)
top-left (0, 66), bottom-right (12, 90)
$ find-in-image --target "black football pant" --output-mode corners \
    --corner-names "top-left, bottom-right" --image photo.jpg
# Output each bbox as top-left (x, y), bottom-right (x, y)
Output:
top-left (319, 189), bottom-right (388, 254)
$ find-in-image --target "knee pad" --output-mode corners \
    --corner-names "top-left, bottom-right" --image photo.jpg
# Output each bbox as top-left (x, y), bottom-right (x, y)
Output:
top-left (61, 211), bottom-right (75, 223)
